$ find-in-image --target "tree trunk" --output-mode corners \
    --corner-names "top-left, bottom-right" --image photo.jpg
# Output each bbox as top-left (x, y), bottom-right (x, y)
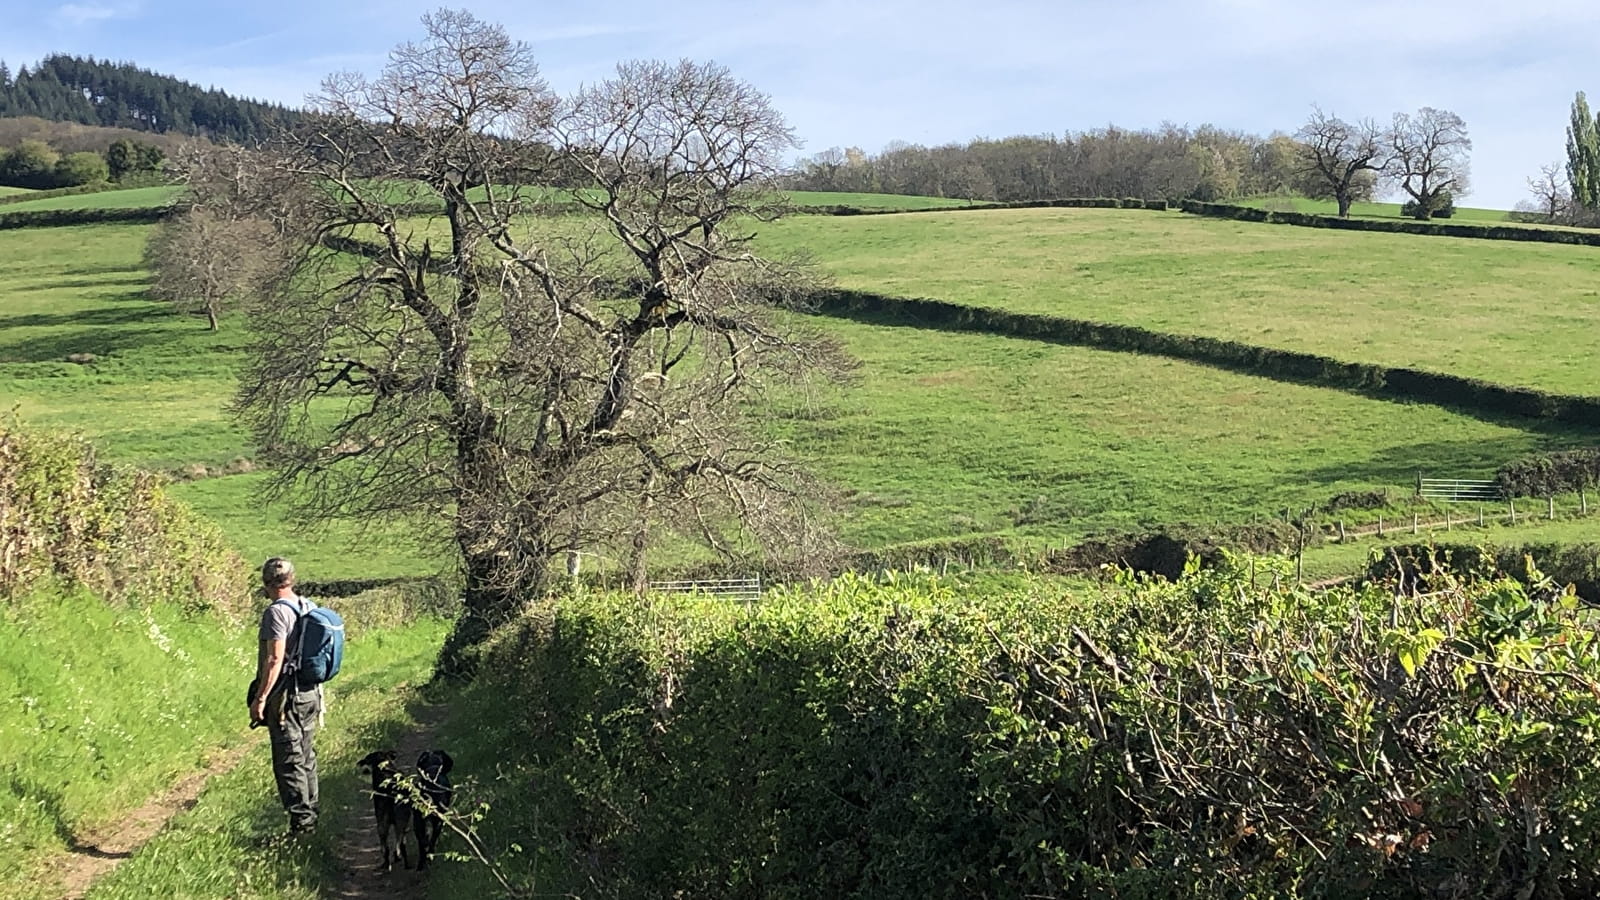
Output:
top-left (1336, 192), bottom-right (1352, 218)
top-left (206, 304), bottom-right (219, 331)
top-left (435, 546), bottom-right (548, 679)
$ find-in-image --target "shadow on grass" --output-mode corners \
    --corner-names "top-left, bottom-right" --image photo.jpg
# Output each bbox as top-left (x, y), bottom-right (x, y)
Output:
top-left (1, 304), bottom-right (164, 330)
top-left (0, 323), bottom-right (188, 364)
top-left (1303, 434), bottom-right (1595, 486)
top-left (7, 274), bottom-right (151, 294)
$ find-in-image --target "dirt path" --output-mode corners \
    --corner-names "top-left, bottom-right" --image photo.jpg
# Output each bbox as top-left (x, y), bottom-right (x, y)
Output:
top-left (54, 735), bottom-right (263, 900)
top-left (327, 698), bottom-right (450, 900)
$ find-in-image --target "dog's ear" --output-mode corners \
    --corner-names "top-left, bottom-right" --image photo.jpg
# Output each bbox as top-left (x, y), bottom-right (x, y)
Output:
top-left (438, 751), bottom-right (454, 775)
top-left (357, 751), bottom-right (378, 771)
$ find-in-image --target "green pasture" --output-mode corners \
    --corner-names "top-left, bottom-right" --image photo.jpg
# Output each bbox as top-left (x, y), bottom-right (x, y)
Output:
top-left (0, 223), bottom-right (438, 580)
top-left (761, 207), bottom-right (1600, 395)
top-left (0, 185), bottom-right (179, 211)
top-left (0, 185), bottom-right (36, 197)
top-left (780, 316), bottom-right (1594, 547)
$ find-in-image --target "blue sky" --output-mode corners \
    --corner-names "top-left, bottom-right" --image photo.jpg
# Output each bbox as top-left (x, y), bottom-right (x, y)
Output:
top-left (3, 0), bottom-right (1598, 208)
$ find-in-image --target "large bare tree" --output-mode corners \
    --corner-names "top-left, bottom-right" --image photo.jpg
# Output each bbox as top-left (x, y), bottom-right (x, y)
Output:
top-left (209, 10), bottom-right (848, 673)
top-left (1386, 108), bottom-right (1471, 220)
top-left (1294, 108), bottom-right (1385, 218)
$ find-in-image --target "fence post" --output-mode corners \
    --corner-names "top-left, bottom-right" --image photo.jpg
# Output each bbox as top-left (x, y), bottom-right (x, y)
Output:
top-left (1377, 516), bottom-right (1384, 537)
top-left (1412, 513), bottom-right (1419, 535)
top-left (1338, 521), bottom-right (1347, 541)
top-left (1509, 498), bottom-right (1516, 525)
top-left (1478, 504), bottom-right (1484, 527)
top-left (1446, 507), bottom-right (1452, 531)
top-left (1549, 496), bottom-right (1556, 520)
top-left (1584, 488), bottom-right (1589, 515)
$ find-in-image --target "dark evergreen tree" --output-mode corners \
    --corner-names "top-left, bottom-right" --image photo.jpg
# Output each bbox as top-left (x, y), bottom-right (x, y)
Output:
top-left (0, 55), bottom-right (303, 141)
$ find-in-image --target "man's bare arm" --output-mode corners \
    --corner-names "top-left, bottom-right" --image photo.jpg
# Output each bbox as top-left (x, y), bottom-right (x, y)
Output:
top-left (252, 638), bottom-right (287, 714)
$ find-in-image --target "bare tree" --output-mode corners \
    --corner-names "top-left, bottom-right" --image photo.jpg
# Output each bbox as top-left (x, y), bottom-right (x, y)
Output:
top-left (1526, 162), bottom-right (1571, 221)
top-left (1294, 107), bottom-right (1385, 218)
top-left (145, 208), bottom-right (281, 330)
top-left (1386, 108), bottom-right (1471, 220)
top-left (210, 11), bottom-right (849, 673)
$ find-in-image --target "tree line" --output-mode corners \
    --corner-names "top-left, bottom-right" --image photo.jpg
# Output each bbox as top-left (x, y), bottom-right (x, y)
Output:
top-left (791, 107), bottom-right (1474, 220)
top-left (0, 135), bottom-right (165, 189)
top-left (0, 54), bottom-right (301, 143)
top-left (1516, 91), bottom-right (1600, 225)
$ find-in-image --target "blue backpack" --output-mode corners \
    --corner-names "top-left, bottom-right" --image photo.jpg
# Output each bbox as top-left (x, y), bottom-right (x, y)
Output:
top-left (276, 598), bottom-right (345, 688)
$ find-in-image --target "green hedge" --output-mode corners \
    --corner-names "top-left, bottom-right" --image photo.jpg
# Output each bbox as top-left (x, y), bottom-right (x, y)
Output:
top-left (1181, 199), bottom-right (1600, 246)
top-left (806, 289), bottom-right (1600, 426)
top-left (445, 569), bottom-right (1600, 898)
top-left (0, 182), bottom-right (116, 206)
top-left (1496, 448), bottom-right (1600, 497)
top-left (798, 197), bottom-right (1167, 216)
top-left (0, 206), bottom-right (170, 230)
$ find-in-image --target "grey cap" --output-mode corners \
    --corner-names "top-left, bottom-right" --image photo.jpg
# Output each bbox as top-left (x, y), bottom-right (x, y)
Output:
top-left (261, 557), bottom-right (296, 588)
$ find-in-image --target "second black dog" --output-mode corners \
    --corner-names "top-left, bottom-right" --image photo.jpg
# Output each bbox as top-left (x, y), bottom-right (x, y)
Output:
top-left (412, 749), bottom-right (454, 871)
top-left (356, 749), bottom-right (414, 871)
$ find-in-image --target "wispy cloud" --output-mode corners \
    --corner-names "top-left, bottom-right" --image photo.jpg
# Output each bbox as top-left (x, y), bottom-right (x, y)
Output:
top-left (56, 2), bottom-right (125, 25)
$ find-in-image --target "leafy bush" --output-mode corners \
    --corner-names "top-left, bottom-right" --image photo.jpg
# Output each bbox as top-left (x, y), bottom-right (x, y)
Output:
top-left (445, 566), bottom-right (1600, 898)
top-left (0, 423), bottom-right (248, 616)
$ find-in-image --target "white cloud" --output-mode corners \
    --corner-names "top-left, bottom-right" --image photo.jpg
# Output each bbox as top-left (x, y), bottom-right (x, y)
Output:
top-left (56, 3), bottom-right (123, 25)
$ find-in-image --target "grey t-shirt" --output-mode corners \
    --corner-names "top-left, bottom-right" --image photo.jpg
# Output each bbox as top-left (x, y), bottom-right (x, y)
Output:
top-left (258, 596), bottom-right (314, 642)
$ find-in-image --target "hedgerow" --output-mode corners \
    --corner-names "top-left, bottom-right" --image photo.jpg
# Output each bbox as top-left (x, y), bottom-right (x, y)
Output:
top-left (807, 289), bottom-right (1600, 425)
top-left (1496, 448), bottom-right (1600, 498)
top-left (1180, 199), bottom-right (1600, 247)
top-left (447, 564), bottom-right (1600, 898)
top-left (0, 206), bottom-right (169, 229)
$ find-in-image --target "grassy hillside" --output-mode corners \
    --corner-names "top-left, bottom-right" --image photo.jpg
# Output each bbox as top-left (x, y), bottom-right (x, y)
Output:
top-left (5, 196), bottom-right (1600, 574)
top-left (0, 223), bottom-right (439, 580)
top-left (0, 185), bottom-right (178, 212)
top-left (760, 207), bottom-right (1600, 395)
top-left (0, 185), bottom-right (35, 197)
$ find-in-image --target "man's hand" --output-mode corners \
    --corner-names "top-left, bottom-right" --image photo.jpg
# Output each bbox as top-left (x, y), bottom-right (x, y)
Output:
top-left (250, 695), bottom-right (267, 725)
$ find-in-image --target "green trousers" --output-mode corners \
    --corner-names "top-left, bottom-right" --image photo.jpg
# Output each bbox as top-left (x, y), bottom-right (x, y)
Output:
top-left (266, 682), bottom-right (322, 830)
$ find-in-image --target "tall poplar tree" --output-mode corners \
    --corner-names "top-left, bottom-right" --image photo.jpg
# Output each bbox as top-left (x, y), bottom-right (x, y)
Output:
top-left (1566, 92), bottom-right (1600, 210)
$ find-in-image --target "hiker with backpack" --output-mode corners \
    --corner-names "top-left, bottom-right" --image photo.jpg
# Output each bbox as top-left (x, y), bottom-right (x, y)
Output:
top-left (249, 557), bottom-right (344, 835)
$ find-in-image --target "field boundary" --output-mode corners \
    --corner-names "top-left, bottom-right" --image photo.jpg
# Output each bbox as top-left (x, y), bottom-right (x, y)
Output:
top-left (803, 288), bottom-right (1600, 427)
top-left (1180, 199), bottom-right (1600, 247)
top-left (0, 206), bottom-right (170, 229)
top-left (792, 196), bottom-right (1169, 216)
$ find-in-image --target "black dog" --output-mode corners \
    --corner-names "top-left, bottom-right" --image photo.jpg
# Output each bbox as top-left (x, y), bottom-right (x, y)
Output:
top-left (412, 749), bottom-right (454, 871)
top-left (356, 750), bottom-right (415, 871)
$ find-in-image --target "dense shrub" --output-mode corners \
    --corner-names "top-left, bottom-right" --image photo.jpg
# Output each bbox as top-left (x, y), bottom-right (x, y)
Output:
top-left (794, 197), bottom-right (1167, 216)
top-left (1046, 521), bottom-right (1308, 578)
top-left (1496, 447), bottom-right (1600, 497)
top-left (1369, 541), bottom-right (1600, 603)
top-left (808, 289), bottom-right (1600, 426)
top-left (1401, 196), bottom-right (1455, 219)
top-left (448, 567), bottom-right (1600, 898)
top-left (0, 424), bottom-right (248, 616)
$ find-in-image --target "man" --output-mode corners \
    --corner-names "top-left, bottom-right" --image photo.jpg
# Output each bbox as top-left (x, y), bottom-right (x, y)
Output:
top-left (250, 557), bottom-right (322, 834)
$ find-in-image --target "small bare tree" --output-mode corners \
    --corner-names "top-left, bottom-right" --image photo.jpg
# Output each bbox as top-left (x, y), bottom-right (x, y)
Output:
top-left (208, 10), bottom-right (849, 673)
top-left (1294, 108), bottom-right (1385, 217)
top-left (146, 209), bottom-right (279, 330)
top-left (1526, 162), bottom-right (1571, 221)
top-left (1386, 108), bottom-right (1471, 220)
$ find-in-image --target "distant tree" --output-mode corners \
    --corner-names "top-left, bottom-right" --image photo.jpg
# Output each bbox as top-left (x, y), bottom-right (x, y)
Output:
top-left (1385, 108), bottom-right (1471, 220)
top-left (0, 138), bottom-right (60, 188)
top-left (1527, 162), bottom-right (1571, 221)
top-left (1567, 92), bottom-right (1600, 211)
top-left (146, 207), bottom-right (282, 330)
top-left (53, 150), bottom-right (108, 186)
top-left (105, 138), bottom-right (136, 180)
top-left (192, 11), bottom-right (848, 674)
top-left (1294, 108), bottom-right (1385, 217)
